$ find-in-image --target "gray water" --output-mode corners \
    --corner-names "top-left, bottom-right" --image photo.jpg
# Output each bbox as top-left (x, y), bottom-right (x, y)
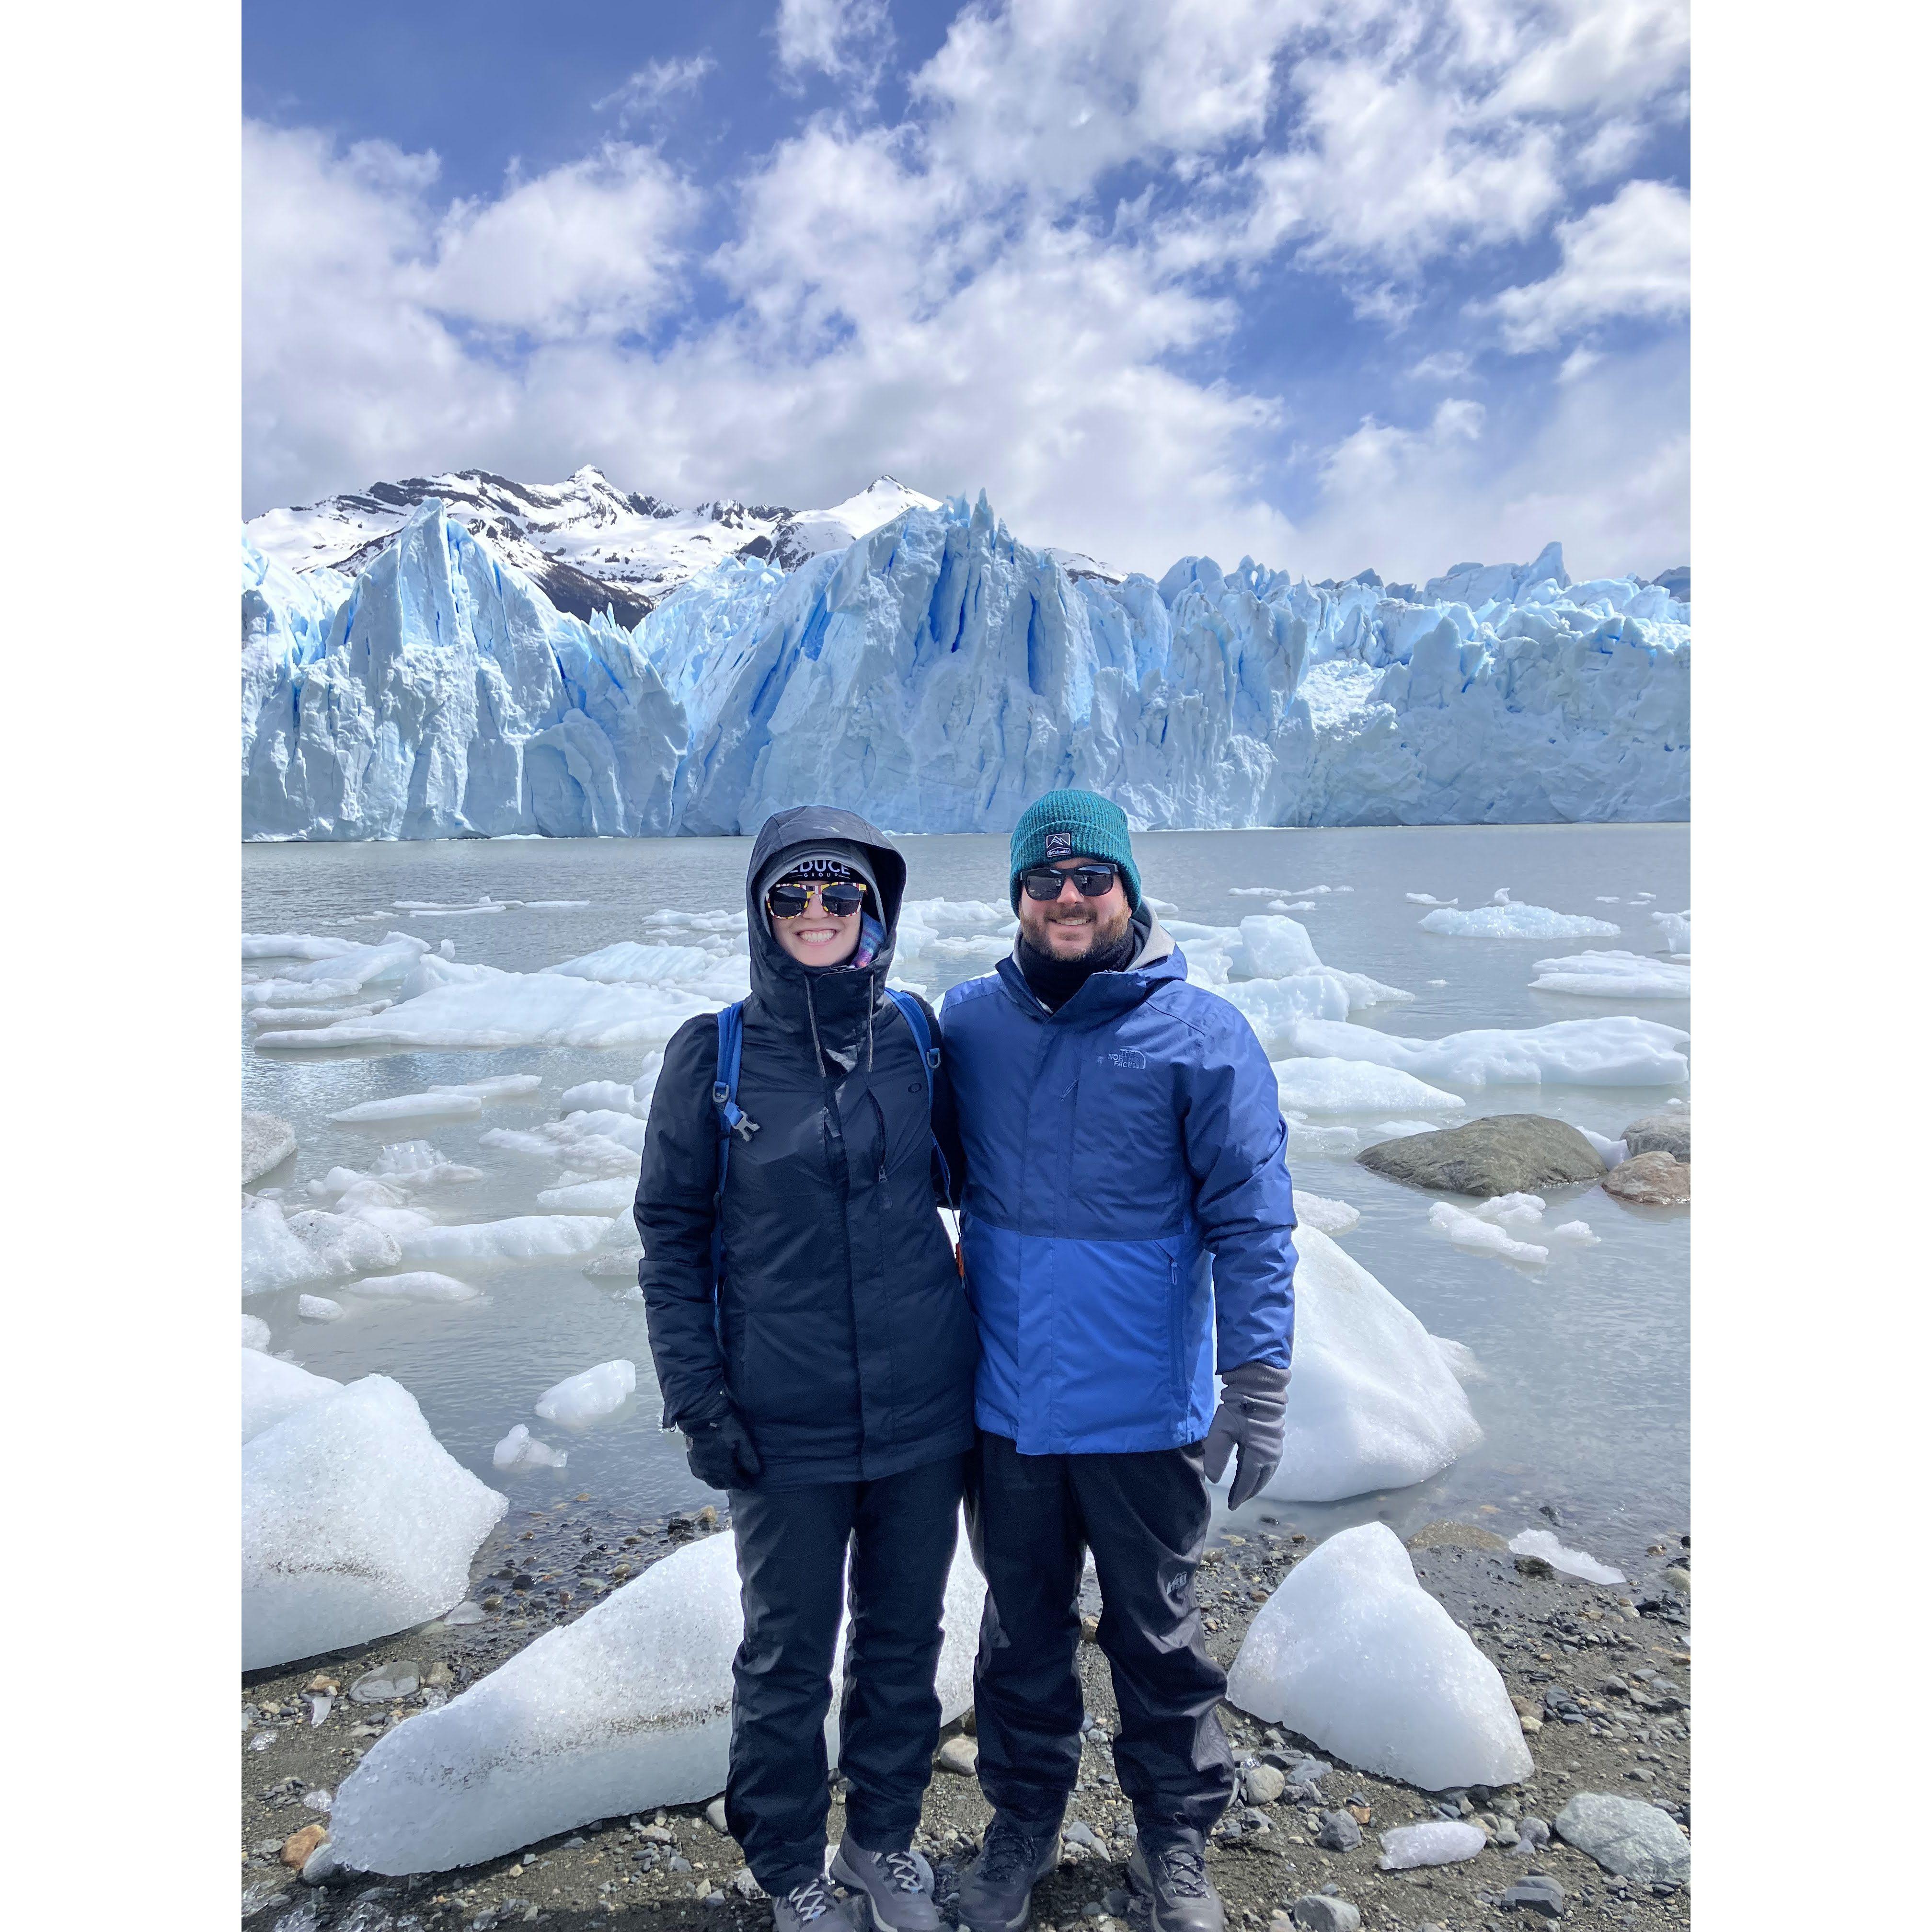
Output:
top-left (243, 823), bottom-right (1688, 1569)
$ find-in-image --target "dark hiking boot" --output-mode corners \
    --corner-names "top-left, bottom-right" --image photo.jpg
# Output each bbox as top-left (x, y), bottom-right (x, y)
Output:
top-left (774, 1874), bottom-right (855, 1932)
top-left (956, 1811), bottom-right (1063, 1932)
top-left (829, 1838), bottom-right (943, 1932)
top-left (1127, 1832), bottom-right (1224, 1932)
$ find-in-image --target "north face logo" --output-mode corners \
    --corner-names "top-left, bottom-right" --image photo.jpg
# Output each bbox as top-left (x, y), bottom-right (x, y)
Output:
top-left (1104, 1048), bottom-right (1149, 1070)
top-left (1044, 830), bottom-right (1074, 857)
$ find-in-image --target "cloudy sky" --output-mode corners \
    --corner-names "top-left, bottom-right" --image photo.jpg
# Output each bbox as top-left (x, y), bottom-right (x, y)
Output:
top-left (243, 0), bottom-right (1688, 583)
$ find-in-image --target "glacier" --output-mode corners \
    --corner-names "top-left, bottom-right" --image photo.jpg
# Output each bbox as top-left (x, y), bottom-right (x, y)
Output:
top-left (242, 490), bottom-right (1689, 840)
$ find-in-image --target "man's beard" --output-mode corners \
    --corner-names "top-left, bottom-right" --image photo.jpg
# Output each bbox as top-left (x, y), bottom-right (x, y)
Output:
top-left (1026, 899), bottom-right (1133, 961)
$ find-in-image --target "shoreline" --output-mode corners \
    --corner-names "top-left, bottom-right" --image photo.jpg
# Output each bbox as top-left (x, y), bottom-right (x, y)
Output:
top-left (242, 1499), bottom-right (1689, 1930)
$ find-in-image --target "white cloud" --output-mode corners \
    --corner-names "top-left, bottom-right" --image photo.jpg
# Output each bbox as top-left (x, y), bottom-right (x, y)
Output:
top-left (775, 0), bottom-right (894, 89)
top-left (1490, 178), bottom-right (1689, 351)
top-left (592, 55), bottom-right (714, 129)
top-left (1407, 349), bottom-right (1475, 384)
top-left (1489, 0), bottom-right (1690, 115)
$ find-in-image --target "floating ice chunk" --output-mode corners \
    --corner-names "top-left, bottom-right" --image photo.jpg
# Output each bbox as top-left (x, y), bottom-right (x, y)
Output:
top-left (242, 1312), bottom-right (272, 1351)
top-left (1530, 950), bottom-right (1690, 998)
top-left (1272, 900), bottom-right (1316, 912)
top-left (1294, 1192), bottom-right (1360, 1236)
top-left (1228, 887), bottom-right (1285, 897)
top-left (1257, 1227), bottom-right (1481, 1502)
top-left (1369, 1120), bottom-right (1439, 1138)
top-left (1650, 909), bottom-right (1690, 954)
top-left (1577, 1127), bottom-right (1629, 1166)
top-left (1429, 1203), bottom-right (1549, 1265)
top-left (493, 1424), bottom-right (568, 1471)
top-left (1468, 1192), bottom-right (1548, 1235)
top-left (1549, 1220), bottom-right (1600, 1245)
top-left (398, 1216), bottom-right (613, 1264)
top-left (242, 1112), bottom-right (298, 1184)
top-left (1230, 916), bottom-right (1322, 978)
top-left (1431, 1336), bottom-right (1484, 1383)
top-left (1379, 1820), bottom-right (1486, 1869)
top-left (427, 1075), bottom-right (543, 1100)
top-left (242, 1350), bottom-right (344, 1442)
top-left (329, 1092), bottom-right (484, 1125)
top-left (370, 1140), bottom-right (482, 1186)
top-left (546, 943), bottom-right (722, 986)
top-left (534, 1360), bottom-right (637, 1427)
top-left (1284, 1015), bottom-right (1690, 1088)
top-left (242, 1198), bottom-right (335, 1296)
top-left (242, 934), bottom-right (431, 1003)
top-left (1595, 896), bottom-right (1622, 903)
top-left (584, 1251), bottom-right (642, 1279)
top-left (285, 1206), bottom-right (404, 1276)
top-left (243, 933), bottom-right (360, 962)
top-left (1220, 976), bottom-right (1349, 1046)
top-left (557, 1080), bottom-right (649, 1118)
top-left (1270, 1058), bottom-right (1465, 1116)
top-left (1405, 894), bottom-right (1458, 907)
top-left (242, 1375), bottom-right (506, 1671)
top-left (326, 1519), bottom-right (985, 1874)
top-left (1286, 1118), bottom-right (1362, 1159)
top-left (1226, 1522), bottom-right (1532, 1789)
top-left (1426, 978), bottom-right (1447, 987)
top-left (246, 1000), bottom-right (393, 1030)
top-left (345, 1271), bottom-right (483, 1303)
top-left (299, 1294), bottom-right (345, 1321)
top-left (537, 1176), bottom-right (637, 1213)
top-left (1492, 886), bottom-right (1512, 903)
top-left (1508, 1528), bottom-right (1626, 1585)
top-left (1421, 903), bottom-right (1620, 938)
top-left (483, 1109), bottom-right (644, 1174)
top-left (254, 958), bottom-right (728, 1054)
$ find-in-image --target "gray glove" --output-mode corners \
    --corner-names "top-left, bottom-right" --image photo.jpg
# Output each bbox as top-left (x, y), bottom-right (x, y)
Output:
top-left (1202, 1361), bottom-right (1290, 1508)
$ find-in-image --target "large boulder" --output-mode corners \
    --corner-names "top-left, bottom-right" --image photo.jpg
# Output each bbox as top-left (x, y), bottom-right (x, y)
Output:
top-left (1356, 1115), bottom-right (1605, 1197)
top-left (1602, 1152), bottom-right (1690, 1207)
top-left (1621, 1110), bottom-right (1690, 1161)
top-left (1553, 1793), bottom-right (1691, 1885)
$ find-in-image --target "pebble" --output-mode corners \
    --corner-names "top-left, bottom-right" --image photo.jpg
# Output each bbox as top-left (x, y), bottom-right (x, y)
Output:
top-left (1500, 1874), bottom-right (1565, 1918)
top-left (1243, 1763), bottom-right (1287, 1806)
top-left (1514, 1817), bottom-right (1552, 1855)
top-left (281, 1824), bottom-right (328, 1870)
top-left (350, 1662), bottom-right (420, 1703)
top-left (732, 1868), bottom-right (762, 1900)
top-left (1289, 1897), bottom-right (1360, 1932)
top-left (938, 1736), bottom-right (980, 1775)
top-left (1063, 1823), bottom-right (1103, 1851)
top-left (1661, 1567), bottom-right (1691, 1595)
top-left (1316, 1811), bottom-right (1361, 1852)
top-left (705, 1798), bottom-right (730, 1833)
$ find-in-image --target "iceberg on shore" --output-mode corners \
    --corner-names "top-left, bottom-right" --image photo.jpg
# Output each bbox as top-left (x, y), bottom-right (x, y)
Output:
top-left (327, 1518), bottom-right (986, 1874)
top-left (242, 495), bottom-right (1689, 840)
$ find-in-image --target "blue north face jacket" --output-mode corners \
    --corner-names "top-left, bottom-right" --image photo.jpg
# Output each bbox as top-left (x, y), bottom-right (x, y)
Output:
top-left (939, 920), bottom-right (1297, 1456)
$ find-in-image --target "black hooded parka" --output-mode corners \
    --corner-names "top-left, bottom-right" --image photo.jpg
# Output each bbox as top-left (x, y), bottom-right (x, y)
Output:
top-left (635, 806), bottom-right (977, 1488)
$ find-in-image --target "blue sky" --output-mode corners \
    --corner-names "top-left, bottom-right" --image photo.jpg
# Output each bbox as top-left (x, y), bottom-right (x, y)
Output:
top-left (242, 0), bottom-right (1690, 582)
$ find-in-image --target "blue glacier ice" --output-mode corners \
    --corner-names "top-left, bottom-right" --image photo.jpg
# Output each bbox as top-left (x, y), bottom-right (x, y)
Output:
top-left (241, 492), bottom-right (1689, 839)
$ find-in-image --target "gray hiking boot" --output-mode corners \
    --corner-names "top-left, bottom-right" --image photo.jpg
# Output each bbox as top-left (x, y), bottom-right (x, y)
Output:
top-left (829, 1838), bottom-right (943, 1932)
top-left (774, 1874), bottom-right (854, 1932)
top-left (1127, 1832), bottom-right (1223, 1932)
top-left (956, 1811), bottom-right (1063, 1932)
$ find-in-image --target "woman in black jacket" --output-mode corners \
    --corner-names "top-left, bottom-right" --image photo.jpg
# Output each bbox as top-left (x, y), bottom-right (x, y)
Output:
top-left (635, 806), bottom-right (977, 1932)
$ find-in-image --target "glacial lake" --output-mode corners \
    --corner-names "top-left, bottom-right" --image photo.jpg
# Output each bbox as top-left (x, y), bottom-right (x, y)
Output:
top-left (243, 822), bottom-right (1689, 1570)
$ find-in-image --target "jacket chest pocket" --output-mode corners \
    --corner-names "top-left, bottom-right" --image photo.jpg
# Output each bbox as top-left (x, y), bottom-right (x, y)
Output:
top-left (1070, 1050), bottom-right (1182, 1224)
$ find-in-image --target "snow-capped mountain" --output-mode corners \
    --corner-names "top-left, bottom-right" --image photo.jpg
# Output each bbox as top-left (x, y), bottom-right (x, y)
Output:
top-left (242, 488), bottom-right (1688, 842)
top-left (245, 469), bottom-right (945, 627)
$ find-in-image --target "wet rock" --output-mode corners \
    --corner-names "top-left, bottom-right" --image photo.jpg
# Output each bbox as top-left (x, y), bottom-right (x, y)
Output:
top-left (1406, 1520), bottom-right (1509, 1553)
top-left (1243, 1763), bottom-right (1287, 1805)
top-left (1500, 1874), bottom-right (1565, 1917)
top-left (1515, 1554), bottom-right (1556, 1580)
top-left (1290, 1897), bottom-right (1361, 1932)
top-left (1601, 1153), bottom-right (1690, 1207)
top-left (1661, 1566), bottom-right (1691, 1595)
top-left (938, 1736), bottom-right (980, 1775)
top-left (1316, 1811), bottom-right (1361, 1852)
top-left (1356, 1115), bottom-right (1605, 1198)
top-left (1553, 1793), bottom-right (1691, 1885)
top-left (1621, 1112), bottom-right (1690, 1162)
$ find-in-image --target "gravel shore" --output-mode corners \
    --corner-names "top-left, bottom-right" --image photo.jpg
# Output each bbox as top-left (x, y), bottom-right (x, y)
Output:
top-left (242, 1502), bottom-right (1689, 1932)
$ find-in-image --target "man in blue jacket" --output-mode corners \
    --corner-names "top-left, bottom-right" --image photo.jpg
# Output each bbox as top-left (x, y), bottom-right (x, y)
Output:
top-left (940, 790), bottom-right (1298, 1932)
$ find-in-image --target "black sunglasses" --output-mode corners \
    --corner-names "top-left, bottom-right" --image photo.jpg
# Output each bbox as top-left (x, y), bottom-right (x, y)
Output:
top-left (768, 880), bottom-right (868, 919)
top-left (1018, 863), bottom-right (1120, 901)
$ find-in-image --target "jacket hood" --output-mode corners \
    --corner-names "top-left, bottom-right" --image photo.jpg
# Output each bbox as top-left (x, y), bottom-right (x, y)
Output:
top-left (743, 805), bottom-right (908, 1048)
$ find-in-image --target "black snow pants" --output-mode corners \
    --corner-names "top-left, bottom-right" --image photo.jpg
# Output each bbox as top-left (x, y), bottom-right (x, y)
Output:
top-left (966, 1433), bottom-right (1234, 1839)
top-left (726, 1452), bottom-right (967, 1896)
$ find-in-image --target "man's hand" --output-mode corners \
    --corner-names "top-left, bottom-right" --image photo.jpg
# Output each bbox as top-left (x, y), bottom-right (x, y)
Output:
top-left (1202, 1361), bottom-right (1290, 1509)
top-left (681, 1405), bottom-right (762, 1491)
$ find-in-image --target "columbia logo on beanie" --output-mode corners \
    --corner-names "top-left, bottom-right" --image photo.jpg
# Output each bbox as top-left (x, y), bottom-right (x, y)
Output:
top-left (1008, 789), bottom-right (1143, 912)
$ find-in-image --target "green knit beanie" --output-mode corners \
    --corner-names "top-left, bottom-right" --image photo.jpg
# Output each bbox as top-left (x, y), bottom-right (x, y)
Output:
top-left (1009, 789), bottom-right (1142, 912)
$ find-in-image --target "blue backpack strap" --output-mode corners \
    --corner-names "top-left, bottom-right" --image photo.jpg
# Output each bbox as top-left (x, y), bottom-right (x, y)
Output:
top-left (710, 1002), bottom-right (753, 1287)
top-left (884, 988), bottom-right (952, 1203)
